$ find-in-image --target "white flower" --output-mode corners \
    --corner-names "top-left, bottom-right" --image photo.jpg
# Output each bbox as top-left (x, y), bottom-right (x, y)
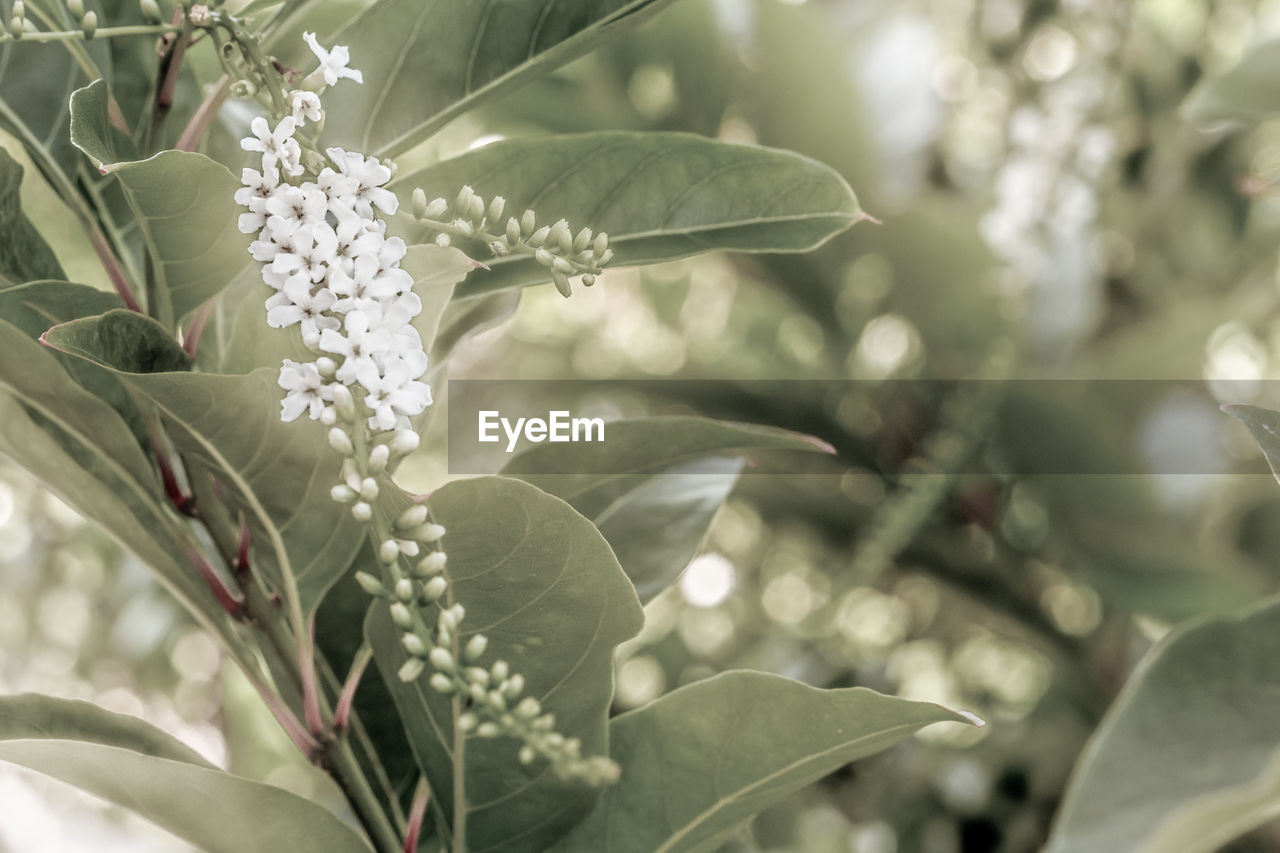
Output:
top-left (320, 310), bottom-right (394, 384)
top-left (265, 184), bottom-right (329, 234)
top-left (278, 359), bottom-right (331, 421)
top-left (241, 116), bottom-right (301, 176)
top-left (290, 90), bottom-right (323, 126)
top-left (325, 147), bottom-right (398, 216)
top-left (267, 278), bottom-right (340, 337)
top-left (303, 32), bottom-right (364, 86)
top-left (357, 357), bottom-right (432, 431)
top-left (270, 222), bottom-right (338, 286)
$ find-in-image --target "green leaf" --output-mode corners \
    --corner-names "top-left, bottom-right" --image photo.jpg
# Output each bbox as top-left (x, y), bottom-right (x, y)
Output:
top-left (322, 0), bottom-right (680, 158)
top-left (550, 671), bottom-right (975, 853)
top-left (0, 147), bottom-right (65, 285)
top-left (394, 132), bottom-right (864, 298)
top-left (1044, 596), bottom-right (1280, 853)
top-left (43, 310), bottom-right (364, 619)
top-left (503, 417), bottom-right (833, 602)
top-left (0, 693), bottom-right (372, 853)
top-left (365, 476), bottom-right (644, 853)
top-left (1184, 40), bottom-right (1280, 126)
top-left (69, 87), bottom-right (248, 325)
top-left (68, 78), bottom-right (137, 168)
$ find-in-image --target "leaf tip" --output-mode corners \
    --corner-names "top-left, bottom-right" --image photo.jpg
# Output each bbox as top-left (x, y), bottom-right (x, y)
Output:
top-left (954, 709), bottom-right (986, 727)
top-left (856, 210), bottom-right (883, 226)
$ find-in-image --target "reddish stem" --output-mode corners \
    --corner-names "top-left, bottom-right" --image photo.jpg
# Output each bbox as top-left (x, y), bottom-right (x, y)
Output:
top-left (183, 298), bottom-right (216, 358)
top-left (181, 542), bottom-right (244, 617)
top-left (88, 225), bottom-right (142, 312)
top-left (235, 513), bottom-right (251, 577)
top-left (301, 617), bottom-right (326, 737)
top-left (334, 646), bottom-right (373, 733)
top-left (176, 76), bottom-right (230, 152)
top-left (403, 782), bottom-right (430, 853)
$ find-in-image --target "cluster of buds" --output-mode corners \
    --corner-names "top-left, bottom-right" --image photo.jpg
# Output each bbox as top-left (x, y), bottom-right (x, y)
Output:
top-left (1, 0), bottom-right (169, 41)
top-left (410, 186), bottom-right (613, 298)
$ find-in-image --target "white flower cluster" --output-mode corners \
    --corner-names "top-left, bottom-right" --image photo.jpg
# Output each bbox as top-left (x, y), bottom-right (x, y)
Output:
top-left (234, 33), bottom-right (430, 435)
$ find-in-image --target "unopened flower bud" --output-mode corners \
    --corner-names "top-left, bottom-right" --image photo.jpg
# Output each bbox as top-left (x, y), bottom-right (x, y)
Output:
top-left (434, 232), bottom-right (451, 248)
top-left (390, 430), bottom-right (420, 455)
top-left (402, 632), bottom-right (428, 657)
top-left (598, 248), bottom-right (614, 266)
top-left (519, 746), bottom-right (536, 765)
top-left (11, 1), bottom-right (23, 21)
top-left (491, 660), bottom-right (509, 682)
top-left (503, 674), bottom-right (525, 699)
top-left (468, 194), bottom-right (485, 223)
top-left (398, 658), bottom-right (425, 682)
top-left (439, 609), bottom-right (459, 633)
top-left (390, 602), bottom-right (414, 630)
top-left (516, 696), bottom-right (541, 719)
top-left (505, 217), bottom-right (521, 245)
top-left (465, 667), bottom-right (489, 686)
top-left (429, 673), bottom-right (454, 694)
top-left (534, 248), bottom-right (555, 268)
top-left (581, 274), bottom-right (596, 287)
top-left (476, 721), bottom-right (500, 738)
top-left (453, 218), bottom-right (474, 237)
top-left (351, 502), bottom-right (372, 521)
top-left (66, 0), bottom-right (83, 18)
top-left (486, 690), bottom-right (507, 712)
top-left (330, 484), bottom-right (356, 504)
top-left (328, 427), bottom-right (354, 456)
top-left (81, 10), bottom-right (96, 37)
top-left (367, 443), bottom-right (389, 474)
top-left (139, 0), bottom-right (161, 23)
top-left (551, 220), bottom-right (572, 253)
top-left (418, 551), bottom-right (447, 575)
top-left (398, 539), bottom-right (420, 558)
top-left (464, 634), bottom-right (488, 662)
top-left (359, 478), bottom-right (379, 501)
top-left (379, 539), bottom-right (400, 564)
top-left (320, 407), bottom-right (337, 425)
top-left (8, 15), bottom-right (23, 37)
top-left (315, 357), bottom-right (336, 378)
top-left (488, 196), bottom-right (505, 222)
top-left (456, 185), bottom-right (475, 212)
top-left (552, 255), bottom-right (575, 274)
top-left (396, 504), bottom-right (429, 530)
top-left (520, 209), bottom-right (537, 235)
top-left (419, 523), bottom-right (446, 542)
top-left (573, 227), bottom-right (592, 252)
top-left (355, 571), bottom-right (389, 597)
top-left (428, 646), bottom-right (455, 672)
top-left (552, 271), bottom-right (572, 298)
top-left (593, 232), bottom-right (609, 255)
top-left (395, 577), bottom-right (414, 601)
top-left (412, 188), bottom-right (428, 219)
top-left (527, 225), bottom-right (549, 247)
top-left (422, 575), bottom-right (447, 600)
top-left (424, 197), bottom-right (448, 218)
top-left (331, 385), bottom-right (356, 422)
top-left (458, 712), bottom-right (478, 732)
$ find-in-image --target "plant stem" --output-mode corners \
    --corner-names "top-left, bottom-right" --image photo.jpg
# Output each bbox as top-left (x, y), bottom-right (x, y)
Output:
top-left (0, 24), bottom-right (177, 42)
top-left (176, 75), bottom-right (230, 152)
top-left (446, 578), bottom-right (467, 853)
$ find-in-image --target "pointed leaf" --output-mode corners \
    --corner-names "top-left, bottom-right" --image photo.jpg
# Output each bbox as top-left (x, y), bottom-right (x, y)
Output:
top-left (68, 78), bottom-right (137, 169)
top-left (550, 671), bottom-right (975, 853)
top-left (44, 310), bottom-right (364, 618)
top-left (503, 417), bottom-right (834, 602)
top-left (0, 693), bottom-right (372, 853)
top-left (1045, 596), bottom-right (1280, 853)
top-left (323, 0), bottom-right (679, 157)
top-left (365, 476), bottom-right (644, 853)
top-left (0, 148), bottom-right (65, 284)
top-left (394, 132), bottom-right (863, 297)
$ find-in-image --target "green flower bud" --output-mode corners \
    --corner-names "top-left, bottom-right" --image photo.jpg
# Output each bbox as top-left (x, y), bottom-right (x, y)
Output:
top-left (391, 430), bottom-right (420, 455)
top-left (401, 632), bottom-right (428, 657)
top-left (458, 712), bottom-right (478, 732)
top-left (351, 502), bottom-right (372, 522)
top-left (390, 602), bottom-right (414, 630)
top-left (8, 16), bottom-right (23, 38)
top-left (139, 0), bottom-right (161, 23)
top-left (491, 660), bottom-right (509, 682)
top-left (429, 646), bottom-right (454, 672)
top-left (552, 256), bottom-right (575, 274)
top-left (330, 484), bottom-right (355, 504)
top-left (398, 658), bottom-right (425, 682)
top-left (518, 746), bottom-right (536, 765)
top-left (395, 577), bottom-right (414, 602)
top-left (550, 220), bottom-right (572, 253)
top-left (429, 673), bottom-right (454, 694)
top-left (418, 551), bottom-right (447, 576)
top-left (421, 523), bottom-right (446, 542)
top-left (593, 232), bottom-right (609, 255)
top-left (475, 721), bottom-right (500, 738)
top-left (573, 227), bottom-right (592, 253)
top-left (581, 274), bottom-right (596, 287)
top-left (12, 1), bottom-right (23, 21)
top-left (422, 576), bottom-right (447, 601)
top-left (486, 690), bottom-right (507, 713)
top-left (520, 209), bottom-right (536, 235)
top-left (468, 683), bottom-right (486, 704)
top-left (464, 633), bottom-right (488, 662)
top-left (328, 427), bottom-right (354, 456)
top-left (331, 384), bottom-right (356, 422)
top-left (66, 0), bottom-right (84, 19)
top-left (379, 539), bottom-right (400, 564)
top-left (396, 504), bottom-right (429, 531)
top-left (411, 188), bottom-right (428, 219)
top-left (552, 271), bottom-right (572, 299)
top-left (355, 571), bottom-right (389, 598)
top-left (465, 667), bottom-right (489, 686)
top-left (434, 232), bottom-right (452, 248)
top-left (503, 674), bottom-right (525, 699)
top-left (359, 478), bottom-right (380, 501)
top-left (488, 196), bottom-right (505, 223)
top-left (534, 248), bottom-right (555, 268)
top-left (439, 609), bottom-right (459, 633)
top-left (532, 713), bottom-right (555, 732)
top-left (456, 185), bottom-right (475, 213)
top-left (515, 696), bottom-right (541, 719)
top-left (368, 443), bottom-right (389, 474)
top-left (468, 194), bottom-right (485, 223)
top-left (526, 225), bottom-right (549, 248)
top-left (81, 10), bottom-right (97, 37)
top-left (315, 357), bottom-right (336, 379)
top-left (545, 732), bottom-right (564, 749)
top-left (424, 197), bottom-right (448, 218)
top-left (598, 248), bottom-right (615, 266)
top-left (453, 219), bottom-right (474, 238)
top-left (505, 217), bottom-right (522, 245)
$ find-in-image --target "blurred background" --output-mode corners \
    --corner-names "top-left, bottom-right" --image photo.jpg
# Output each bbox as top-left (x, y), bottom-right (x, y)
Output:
top-left (8, 0), bottom-right (1280, 850)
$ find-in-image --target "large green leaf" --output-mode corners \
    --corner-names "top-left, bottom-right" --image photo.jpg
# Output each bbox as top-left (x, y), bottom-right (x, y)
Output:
top-left (365, 476), bottom-right (644, 853)
top-left (393, 132), bottom-right (864, 297)
top-left (503, 417), bottom-right (833, 602)
top-left (69, 85), bottom-right (247, 325)
top-left (0, 693), bottom-right (372, 853)
top-left (550, 671), bottom-right (974, 852)
top-left (44, 309), bottom-right (364, 619)
top-left (1044, 596), bottom-right (1280, 853)
top-left (1183, 40), bottom-right (1280, 126)
top-left (322, 0), bottom-right (680, 158)
top-left (0, 147), bottom-right (65, 285)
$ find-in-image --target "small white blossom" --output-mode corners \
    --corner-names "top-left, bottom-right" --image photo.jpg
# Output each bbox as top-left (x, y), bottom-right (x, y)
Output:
top-left (241, 116), bottom-right (301, 176)
top-left (278, 359), bottom-right (331, 421)
top-left (290, 90), bottom-right (323, 126)
top-left (304, 31), bottom-right (364, 86)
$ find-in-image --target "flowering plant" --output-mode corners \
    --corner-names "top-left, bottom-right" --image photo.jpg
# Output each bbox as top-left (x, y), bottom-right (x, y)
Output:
top-left (0, 2), bottom-right (980, 852)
